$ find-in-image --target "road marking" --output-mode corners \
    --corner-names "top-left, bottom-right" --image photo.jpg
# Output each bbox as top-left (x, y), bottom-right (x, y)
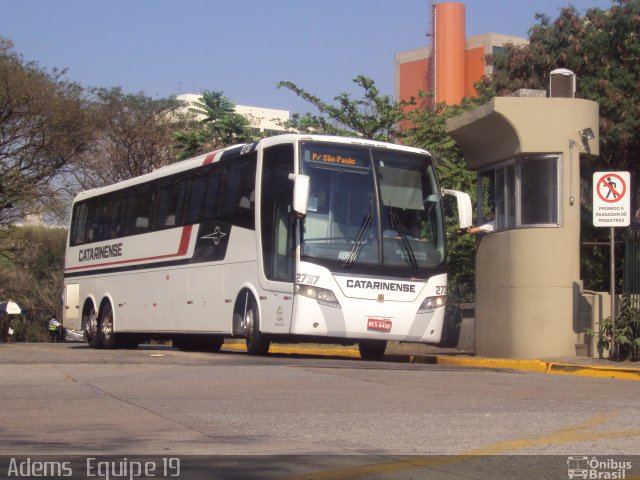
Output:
top-left (282, 411), bottom-right (640, 480)
top-left (463, 411), bottom-right (640, 455)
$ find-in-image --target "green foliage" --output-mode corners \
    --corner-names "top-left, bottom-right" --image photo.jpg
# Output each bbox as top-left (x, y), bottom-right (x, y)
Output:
top-left (174, 90), bottom-right (256, 160)
top-left (277, 75), bottom-right (411, 141)
top-left (172, 130), bottom-right (211, 160)
top-left (588, 294), bottom-right (640, 361)
top-left (1, 314), bottom-right (48, 342)
top-left (0, 225), bottom-right (66, 342)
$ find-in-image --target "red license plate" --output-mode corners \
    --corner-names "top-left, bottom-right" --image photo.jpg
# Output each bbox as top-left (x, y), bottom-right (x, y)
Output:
top-left (367, 318), bottom-right (392, 332)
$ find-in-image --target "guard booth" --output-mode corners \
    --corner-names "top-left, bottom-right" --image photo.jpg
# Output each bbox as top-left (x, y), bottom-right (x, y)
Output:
top-left (447, 90), bottom-right (599, 358)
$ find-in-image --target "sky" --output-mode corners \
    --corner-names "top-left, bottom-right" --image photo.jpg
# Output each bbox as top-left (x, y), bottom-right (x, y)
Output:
top-left (0, 0), bottom-right (615, 115)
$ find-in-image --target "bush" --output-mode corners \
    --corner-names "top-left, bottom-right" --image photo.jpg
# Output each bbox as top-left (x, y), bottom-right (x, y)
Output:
top-left (591, 294), bottom-right (640, 361)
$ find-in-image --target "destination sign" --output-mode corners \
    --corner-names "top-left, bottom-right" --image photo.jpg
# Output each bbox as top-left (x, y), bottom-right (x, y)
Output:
top-left (303, 145), bottom-right (370, 169)
top-left (310, 152), bottom-right (358, 166)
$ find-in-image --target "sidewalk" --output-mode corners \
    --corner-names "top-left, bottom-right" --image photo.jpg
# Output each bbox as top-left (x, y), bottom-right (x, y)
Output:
top-left (222, 341), bottom-right (640, 381)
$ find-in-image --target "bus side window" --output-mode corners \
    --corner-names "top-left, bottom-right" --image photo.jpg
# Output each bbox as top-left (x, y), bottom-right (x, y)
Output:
top-left (126, 184), bottom-right (154, 235)
top-left (154, 177), bottom-right (187, 229)
top-left (202, 171), bottom-right (222, 222)
top-left (219, 153), bottom-right (256, 229)
top-left (107, 193), bottom-right (128, 239)
top-left (86, 198), bottom-right (108, 243)
top-left (185, 176), bottom-right (208, 225)
top-left (71, 203), bottom-right (89, 245)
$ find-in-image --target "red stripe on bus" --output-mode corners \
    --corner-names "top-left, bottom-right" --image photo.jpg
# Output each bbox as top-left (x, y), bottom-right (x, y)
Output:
top-left (64, 225), bottom-right (193, 272)
top-left (177, 224), bottom-right (192, 254)
top-left (202, 150), bottom-right (221, 165)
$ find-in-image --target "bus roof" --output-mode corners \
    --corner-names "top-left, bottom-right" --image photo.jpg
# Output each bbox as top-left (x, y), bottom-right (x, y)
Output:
top-left (71, 134), bottom-right (431, 204)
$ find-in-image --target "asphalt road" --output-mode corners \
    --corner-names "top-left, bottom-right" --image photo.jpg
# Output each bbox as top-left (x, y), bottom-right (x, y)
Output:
top-left (0, 342), bottom-right (638, 479)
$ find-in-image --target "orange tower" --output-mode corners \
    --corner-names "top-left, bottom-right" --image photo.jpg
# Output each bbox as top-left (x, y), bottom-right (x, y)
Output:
top-left (395, 2), bottom-right (527, 113)
top-left (432, 2), bottom-right (466, 105)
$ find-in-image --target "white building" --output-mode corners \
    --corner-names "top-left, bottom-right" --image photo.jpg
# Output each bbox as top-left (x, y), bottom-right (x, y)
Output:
top-left (176, 94), bottom-right (289, 137)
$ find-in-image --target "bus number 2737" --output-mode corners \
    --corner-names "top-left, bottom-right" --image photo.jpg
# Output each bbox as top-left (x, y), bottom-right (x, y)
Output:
top-left (296, 273), bottom-right (319, 285)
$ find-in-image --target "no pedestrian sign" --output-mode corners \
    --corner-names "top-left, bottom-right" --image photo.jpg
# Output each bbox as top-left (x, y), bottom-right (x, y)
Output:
top-left (593, 171), bottom-right (630, 227)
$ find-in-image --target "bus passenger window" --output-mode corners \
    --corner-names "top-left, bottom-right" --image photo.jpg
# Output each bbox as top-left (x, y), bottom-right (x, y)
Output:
top-left (107, 194), bottom-right (128, 239)
top-left (185, 176), bottom-right (207, 225)
top-left (154, 178), bottom-right (186, 229)
top-left (219, 154), bottom-right (256, 229)
top-left (126, 185), bottom-right (154, 235)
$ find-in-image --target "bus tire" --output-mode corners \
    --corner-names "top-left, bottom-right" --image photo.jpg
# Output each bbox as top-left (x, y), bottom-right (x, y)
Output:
top-left (244, 296), bottom-right (270, 356)
top-left (99, 302), bottom-right (118, 349)
top-left (358, 340), bottom-right (387, 361)
top-left (83, 304), bottom-right (101, 349)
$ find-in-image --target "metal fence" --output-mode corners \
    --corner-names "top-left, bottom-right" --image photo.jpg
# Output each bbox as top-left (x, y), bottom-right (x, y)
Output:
top-left (623, 225), bottom-right (640, 307)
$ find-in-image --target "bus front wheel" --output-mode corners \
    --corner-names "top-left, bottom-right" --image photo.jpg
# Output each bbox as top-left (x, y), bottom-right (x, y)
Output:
top-left (244, 297), bottom-right (270, 356)
top-left (358, 340), bottom-right (387, 361)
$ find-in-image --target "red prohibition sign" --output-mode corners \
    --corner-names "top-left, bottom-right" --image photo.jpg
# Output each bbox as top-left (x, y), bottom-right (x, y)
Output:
top-left (596, 173), bottom-right (626, 203)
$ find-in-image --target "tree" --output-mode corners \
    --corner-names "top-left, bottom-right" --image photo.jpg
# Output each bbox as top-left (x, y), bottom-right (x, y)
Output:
top-left (402, 95), bottom-right (483, 343)
top-left (0, 225), bottom-right (67, 341)
top-left (173, 90), bottom-right (255, 160)
top-left (478, 0), bottom-right (640, 291)
top-left (0, 37), bottom-right (91, 227)
top-left (69, 87), bottom-right (184, 191)
top-left (277, 75), bottom-right (410, 141)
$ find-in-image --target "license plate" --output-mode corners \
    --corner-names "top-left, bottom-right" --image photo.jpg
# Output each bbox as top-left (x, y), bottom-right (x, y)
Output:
top-left (367, 318), bottom-right (392, 332)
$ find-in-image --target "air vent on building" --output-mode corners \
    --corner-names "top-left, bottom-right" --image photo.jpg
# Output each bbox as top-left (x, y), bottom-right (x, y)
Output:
top-left (549, 68), bottom-right (576, 98)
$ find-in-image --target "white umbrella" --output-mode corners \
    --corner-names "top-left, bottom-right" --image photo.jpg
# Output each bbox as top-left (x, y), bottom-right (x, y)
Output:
top-left (0, 301), bottom-right (22, 315)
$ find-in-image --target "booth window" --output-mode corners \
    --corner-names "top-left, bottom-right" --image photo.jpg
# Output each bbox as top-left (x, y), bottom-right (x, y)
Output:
top-left (478, 154), bottom-right (559, 231)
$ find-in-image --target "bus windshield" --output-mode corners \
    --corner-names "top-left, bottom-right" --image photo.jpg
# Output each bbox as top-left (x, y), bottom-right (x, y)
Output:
top-left (300, 142), bottom-right (445, 275)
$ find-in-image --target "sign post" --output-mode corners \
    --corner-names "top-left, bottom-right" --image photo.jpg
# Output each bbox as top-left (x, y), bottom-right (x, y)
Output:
top-left (592, 171), bottom-right (630, 358)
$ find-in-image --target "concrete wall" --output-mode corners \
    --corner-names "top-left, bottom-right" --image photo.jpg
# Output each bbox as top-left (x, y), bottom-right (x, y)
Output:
top-left (447, 95), bottom-right (600, 359)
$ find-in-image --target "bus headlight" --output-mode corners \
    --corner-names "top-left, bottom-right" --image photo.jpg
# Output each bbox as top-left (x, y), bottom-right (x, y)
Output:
top-left (295, 284), bottom-right (341, 308)
top-left (417, 295), bottom-right (446, 314)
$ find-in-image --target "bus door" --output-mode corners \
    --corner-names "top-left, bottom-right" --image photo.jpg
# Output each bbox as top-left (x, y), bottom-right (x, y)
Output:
top-left (258, 144), bottom-right (296, 333)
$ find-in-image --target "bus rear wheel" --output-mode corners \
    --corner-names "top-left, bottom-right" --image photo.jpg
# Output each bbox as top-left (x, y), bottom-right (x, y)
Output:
top-left (83, 305), bottom-right (100, 349)
top-left (244, 297), bottom-right (270, 356)
top-left (99, 302), bottom-right (118, 349)
top-left (358, 340), bottom-right (387, 361)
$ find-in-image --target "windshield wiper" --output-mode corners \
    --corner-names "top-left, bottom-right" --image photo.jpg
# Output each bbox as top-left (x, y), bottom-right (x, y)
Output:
top-left (390, 210), bottom-right (419, 273)
top-left (343, 209), bottom-right (373, 269)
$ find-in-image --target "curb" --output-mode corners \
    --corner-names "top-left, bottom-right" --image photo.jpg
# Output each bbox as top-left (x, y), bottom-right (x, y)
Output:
top-left (423, 355), bottom-right (640, 381)
top-left (221, 343), bottom-right (640, 381)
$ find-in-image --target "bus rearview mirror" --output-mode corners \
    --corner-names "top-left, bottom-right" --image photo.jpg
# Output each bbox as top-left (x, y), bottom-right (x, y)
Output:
top-left (442, 189), bottom-right (473, 229)
top-left (289, 173), bottom-right (310, 217)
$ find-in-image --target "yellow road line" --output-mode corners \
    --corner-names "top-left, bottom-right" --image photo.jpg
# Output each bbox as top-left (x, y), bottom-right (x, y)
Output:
top-left (282, 411), bottom-right (640, 479)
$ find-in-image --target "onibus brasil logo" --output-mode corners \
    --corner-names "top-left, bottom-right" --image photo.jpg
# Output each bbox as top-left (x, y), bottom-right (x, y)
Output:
top-left (567, 456), bottom-right (632, 479)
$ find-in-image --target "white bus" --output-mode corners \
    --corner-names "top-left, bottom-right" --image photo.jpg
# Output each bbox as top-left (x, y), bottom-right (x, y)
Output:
top-left (63, 134), bottom-right (471, 359)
